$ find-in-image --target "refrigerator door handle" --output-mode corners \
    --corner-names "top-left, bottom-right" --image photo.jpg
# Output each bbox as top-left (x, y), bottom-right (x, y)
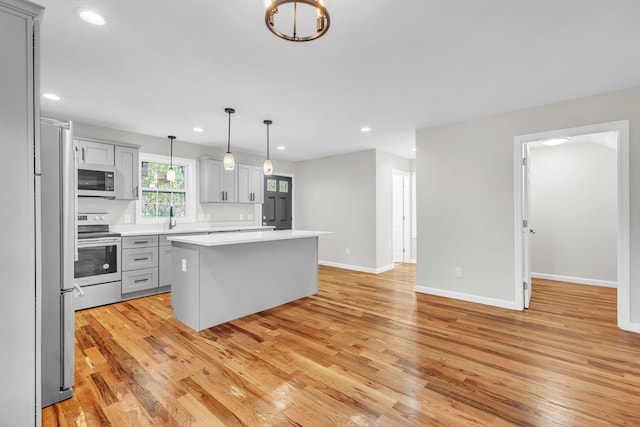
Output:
top-left (62, 123), bottom-right (77, 289)
top-left (61, 290), bottom-right (75, 390)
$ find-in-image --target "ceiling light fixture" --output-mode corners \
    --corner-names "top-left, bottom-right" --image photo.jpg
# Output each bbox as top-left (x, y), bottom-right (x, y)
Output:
top-left (361, 127), bottom-right (371, 132)
top-left (193, 127), bottom-right (203, 133)
top-left (542, 137), bottom-right (570, 146)
top-left (78, 9), bottom-right (106, 26)
top-left (223, 108), bottom-right (236, 170)
top-left (43, 93), bottom-right (60, 101)
top-left (167, 136), bottom-right (176, 182)
top-left (265, 0), bottom-right (330, 42)
top-left (263, 120), bottom-right (274, 176)
top-left (277, 146), bottom-right (285, 151)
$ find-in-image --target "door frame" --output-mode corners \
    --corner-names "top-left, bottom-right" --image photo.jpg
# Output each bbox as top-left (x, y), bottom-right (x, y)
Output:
top-left (259, 172), bottom-right (296, 230)
top-left (513, 120), bottom-right (630, 330)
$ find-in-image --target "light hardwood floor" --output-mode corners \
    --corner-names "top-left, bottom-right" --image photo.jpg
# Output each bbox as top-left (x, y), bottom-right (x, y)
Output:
top-left (43, 265), bottom-right (640, 426)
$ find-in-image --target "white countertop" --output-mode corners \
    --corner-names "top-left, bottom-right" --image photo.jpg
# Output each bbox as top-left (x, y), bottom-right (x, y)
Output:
top-left (112, 223), bottom-right (274, 237)
top-left (167, 230), bottom-right (331, 247)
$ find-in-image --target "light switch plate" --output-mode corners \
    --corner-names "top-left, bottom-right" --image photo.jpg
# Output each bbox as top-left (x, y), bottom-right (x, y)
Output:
top-left (181, 259), bottom-right (187, 272)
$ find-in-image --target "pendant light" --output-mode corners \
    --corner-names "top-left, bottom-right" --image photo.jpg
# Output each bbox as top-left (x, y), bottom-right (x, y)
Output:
top-left (223, 108), bottom-right (236, 170)
top-left (263, 119), bottom-right (274, 175)
top-left (167, 135), bottom-right (176, 182)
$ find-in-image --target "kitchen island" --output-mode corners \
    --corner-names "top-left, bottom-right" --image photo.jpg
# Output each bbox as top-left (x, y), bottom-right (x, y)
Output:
top-left (167, 230), bottom-right (330, 332)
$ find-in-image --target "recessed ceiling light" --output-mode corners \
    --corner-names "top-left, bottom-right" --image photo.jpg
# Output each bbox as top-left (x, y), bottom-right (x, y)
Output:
top-left (43, 93), bottom-right (60, 101)
top-left (412, 148), bottom-right (416, 152)
top-left (361, 127), bottom-right (371, 132)
top-left (277, 146), bottom-right (285, 150)
top-left (542, 137), bottom-right (570, 146)
top-left (78, 9), bottom-right (106, 25)
top-left (193, 127), bottom-right (203, 133)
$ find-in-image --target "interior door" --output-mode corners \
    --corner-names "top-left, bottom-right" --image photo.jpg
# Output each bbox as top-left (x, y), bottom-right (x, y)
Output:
top-left (392, 175), bottom-right (404, 262)
top-left (263, 175), bottom-right (292, 230)
top-left (522, 144), bottom-right (533, 308)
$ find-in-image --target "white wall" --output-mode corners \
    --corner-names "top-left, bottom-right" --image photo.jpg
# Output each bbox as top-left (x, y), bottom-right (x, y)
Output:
top-left (416, 86), bottom-right (640, 324)
top-left (72, 121), bottom-right (296, 225)
top-left (530, 142), bottom-right (617, 283)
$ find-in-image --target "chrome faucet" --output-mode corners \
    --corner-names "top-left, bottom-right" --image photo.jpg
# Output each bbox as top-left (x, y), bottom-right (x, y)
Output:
top-left (169, 206), bottom-right (177, 230)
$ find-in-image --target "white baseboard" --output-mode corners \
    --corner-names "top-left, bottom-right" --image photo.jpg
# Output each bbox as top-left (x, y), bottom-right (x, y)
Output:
top-left (319, 260), bottom-right (394, 275)
top-left (531, 273), bottom-right (617, 288)
top-left (414, 286), bottom-right (519, 310)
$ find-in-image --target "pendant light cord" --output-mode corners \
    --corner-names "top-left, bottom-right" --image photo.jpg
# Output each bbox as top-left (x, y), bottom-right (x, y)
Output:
top-left (227, 110), bottom-right (232, 153)
top-left (266, 122), bottom-right (270, 160)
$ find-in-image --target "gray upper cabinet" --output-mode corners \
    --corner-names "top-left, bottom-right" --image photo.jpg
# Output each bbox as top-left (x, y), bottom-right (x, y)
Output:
top-left (238, 163), bottom-right (264, 203)
top-left (0, 0), bottom-right (43, 423)
top-left (76, 139), bottom-right (114, 165)
top-left (199, 156), bottom-right (238, 203)
top-left (115, 145), bottom-right (140, 200)
top-left (75, 138), bottom-right (139, 200)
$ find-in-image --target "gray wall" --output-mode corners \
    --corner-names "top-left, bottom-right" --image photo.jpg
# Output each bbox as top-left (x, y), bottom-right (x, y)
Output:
top-left (416, 86), bottom-right (640, 324)
top-left (72, 122), bottom-right (296, 225)
top-left (375, 150), bottom-right (412, 268)
top-left (530, 142), bottom-right (617, 283)
top-left (295, 150), bottom-right (378, 270)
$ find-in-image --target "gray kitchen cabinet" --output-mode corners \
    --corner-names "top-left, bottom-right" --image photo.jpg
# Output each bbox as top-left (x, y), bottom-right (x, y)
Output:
top-left (159, 236), bottom-right (172, 290)
top-left (0, 0), bottom-right (43, 422)
top-left (199, 156), bottom-right (238, 203)
top-left (115, 144), bottom-right (140, 200)
top-left (121, 235), bottom-right (158, 296)
top-left (76, 138), bottom-right (115, 165)
top-left (238, 163), bottom-right (264, 203)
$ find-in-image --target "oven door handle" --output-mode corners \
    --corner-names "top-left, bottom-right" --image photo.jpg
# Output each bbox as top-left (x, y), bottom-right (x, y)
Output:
top-left (77, 239), bottom-right (121, 247)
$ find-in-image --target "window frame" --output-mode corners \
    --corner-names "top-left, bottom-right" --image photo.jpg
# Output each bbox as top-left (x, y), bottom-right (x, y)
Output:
top-left (136, 153), bottom-right (197, 224)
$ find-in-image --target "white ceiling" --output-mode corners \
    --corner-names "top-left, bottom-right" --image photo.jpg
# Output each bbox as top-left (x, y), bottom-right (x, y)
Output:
top-left (37, 0), bottom-right (640, 161)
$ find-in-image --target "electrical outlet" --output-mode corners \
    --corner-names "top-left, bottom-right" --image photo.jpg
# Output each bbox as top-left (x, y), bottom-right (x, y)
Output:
top-left (240, 214), bottom-right (244, 220)
top-left (455, 267), bottom-right (463, 278)
top-left (181, 259), bottom-right (187, 273)
top-left (123, 214), bottom-right (131, 224)
top-left (345, 248), bottom-right (350, 255)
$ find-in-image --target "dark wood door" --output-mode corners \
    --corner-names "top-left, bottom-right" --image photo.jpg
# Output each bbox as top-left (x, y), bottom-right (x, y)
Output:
top-left (263, 175), bottom-right (292, 230)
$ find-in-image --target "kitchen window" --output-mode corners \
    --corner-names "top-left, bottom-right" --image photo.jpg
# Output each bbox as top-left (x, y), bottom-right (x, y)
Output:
top-left (136, 153), bottom-right (196, 223)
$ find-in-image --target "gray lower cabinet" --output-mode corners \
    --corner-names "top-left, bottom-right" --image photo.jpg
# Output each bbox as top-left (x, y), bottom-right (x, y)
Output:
top-left (121, 235), bottom-right (159, 298)
top-left (159, 235), bottom-right (172, 290)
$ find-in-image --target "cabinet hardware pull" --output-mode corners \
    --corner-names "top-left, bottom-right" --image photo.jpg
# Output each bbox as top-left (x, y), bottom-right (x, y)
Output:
top-left (81, 147), bottom-right (85, 162)
top-left (134, 257), bottom-right (149, 261)
top-left (134, 278), bottom-right (149, 283)
top-left (133, 241), bottom-right (149, 244)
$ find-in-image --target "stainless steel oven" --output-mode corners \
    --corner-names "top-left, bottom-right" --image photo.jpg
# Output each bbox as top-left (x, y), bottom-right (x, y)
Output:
top-left (75, 237), bottom-right (121, 286)
top-left (74, 213), bottom-right (121, 287)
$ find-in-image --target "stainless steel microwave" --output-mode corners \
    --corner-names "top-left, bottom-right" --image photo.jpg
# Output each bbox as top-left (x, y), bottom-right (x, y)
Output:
top-left (77, 165), bottom-right (116, 198)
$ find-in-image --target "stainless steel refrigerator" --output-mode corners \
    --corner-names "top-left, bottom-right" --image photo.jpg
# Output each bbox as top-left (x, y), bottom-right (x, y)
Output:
top-left (40, 118), bottom-right (76, 407)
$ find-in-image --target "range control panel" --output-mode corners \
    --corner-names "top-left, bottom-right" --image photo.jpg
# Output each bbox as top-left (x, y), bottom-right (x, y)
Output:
top-left (77, 213), bottom-right (110, 226)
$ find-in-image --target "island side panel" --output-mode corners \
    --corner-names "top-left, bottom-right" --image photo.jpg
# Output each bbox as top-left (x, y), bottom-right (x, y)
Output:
top-left (198, 236), bottom-right (319, 331)
top-left (172, 242), bottom-right (201, 330)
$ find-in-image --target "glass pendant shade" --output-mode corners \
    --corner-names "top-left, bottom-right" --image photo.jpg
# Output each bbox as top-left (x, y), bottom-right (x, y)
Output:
top-left (263, 159), bottom-right (273, 175)
top-left (224, 152), bottom-right (235, 170)
top-left (166, 167), bottom-right (176, 182)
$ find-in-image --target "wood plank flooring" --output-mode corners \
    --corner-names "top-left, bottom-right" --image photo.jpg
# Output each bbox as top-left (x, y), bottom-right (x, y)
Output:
top-left (42, 265), bottom-right (640, 426)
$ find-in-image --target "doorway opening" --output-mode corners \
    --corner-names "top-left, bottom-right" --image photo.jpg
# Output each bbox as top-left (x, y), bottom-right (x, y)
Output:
top-left (392, 170), bottom-right (410, 263)
top-left (514, 120), bottom-right (631, 330)
top-left (262, 174), bottom-right (293, 230)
